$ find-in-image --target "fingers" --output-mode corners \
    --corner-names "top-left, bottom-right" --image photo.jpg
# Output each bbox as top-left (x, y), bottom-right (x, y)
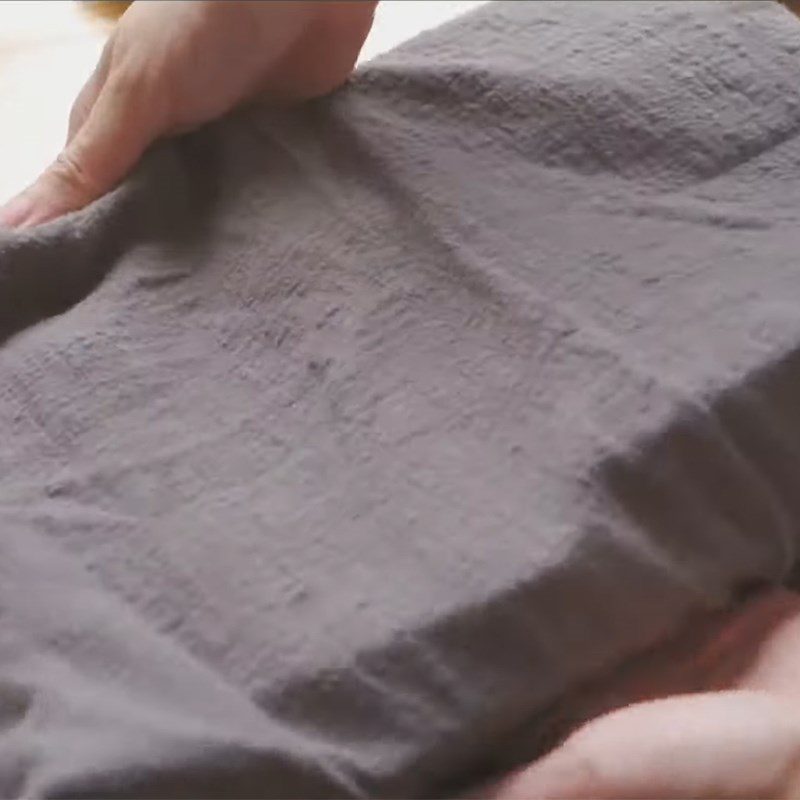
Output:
top-left (487, 690), bottom-right (800, 800)
top-left (67, 79), bottom-right (101, 146)
top-left (67, 39), bottom-right (113, 144)
top-left (0, 66), bottom-right (165, 229)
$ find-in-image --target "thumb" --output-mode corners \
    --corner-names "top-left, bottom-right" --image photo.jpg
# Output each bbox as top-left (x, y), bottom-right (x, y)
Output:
top-left (0, 76), bottom-right (163, 229)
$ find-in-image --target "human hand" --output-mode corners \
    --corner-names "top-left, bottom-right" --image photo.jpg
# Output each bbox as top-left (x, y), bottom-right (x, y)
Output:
top-left (492, 689), bottom-right (800, 799)
top-left (0, 0), bottom-right (374, 228)
top-left (487, 589), bottom-right (800, 799)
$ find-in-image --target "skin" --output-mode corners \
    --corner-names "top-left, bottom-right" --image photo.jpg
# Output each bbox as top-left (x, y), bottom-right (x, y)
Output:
top-left (486, 589), bottom-right (800, 799)
top-left (7, 4), bottom-right (800, 794)
top-left (0, 0), bottom-right (376, 228)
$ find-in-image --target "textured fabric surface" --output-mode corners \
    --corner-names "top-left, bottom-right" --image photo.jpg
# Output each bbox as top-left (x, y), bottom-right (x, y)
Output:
top-left (1, 1), bottom-right (800, 796)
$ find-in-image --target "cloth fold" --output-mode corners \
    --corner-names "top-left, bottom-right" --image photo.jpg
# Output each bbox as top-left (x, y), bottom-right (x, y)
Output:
top-left (1, 2), bottom-right (800, 796)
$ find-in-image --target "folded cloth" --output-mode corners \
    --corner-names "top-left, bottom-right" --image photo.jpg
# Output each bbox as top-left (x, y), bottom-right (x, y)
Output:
top-left (1, 1), bottom-right (800, 796)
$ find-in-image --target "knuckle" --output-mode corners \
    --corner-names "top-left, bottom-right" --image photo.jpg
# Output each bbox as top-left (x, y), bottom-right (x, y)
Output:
top-left (104, 68), bottom-right (168, 130)
top-left (104, 69), bottom-right (142, 101)
top-left (49, 151), bottom-right (101, 198)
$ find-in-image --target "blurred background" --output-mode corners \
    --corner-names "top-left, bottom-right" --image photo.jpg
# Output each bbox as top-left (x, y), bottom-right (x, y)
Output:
top-left (0, 0), bottom-right (484, 204)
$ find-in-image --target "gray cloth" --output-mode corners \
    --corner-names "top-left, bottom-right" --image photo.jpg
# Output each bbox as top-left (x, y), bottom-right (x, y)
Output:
top-left (1, 1), bottom-right (800, 796)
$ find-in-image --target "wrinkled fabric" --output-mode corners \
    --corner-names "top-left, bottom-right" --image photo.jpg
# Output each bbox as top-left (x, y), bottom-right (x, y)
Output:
top-left (1, 1), bottom-right (800, 796)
